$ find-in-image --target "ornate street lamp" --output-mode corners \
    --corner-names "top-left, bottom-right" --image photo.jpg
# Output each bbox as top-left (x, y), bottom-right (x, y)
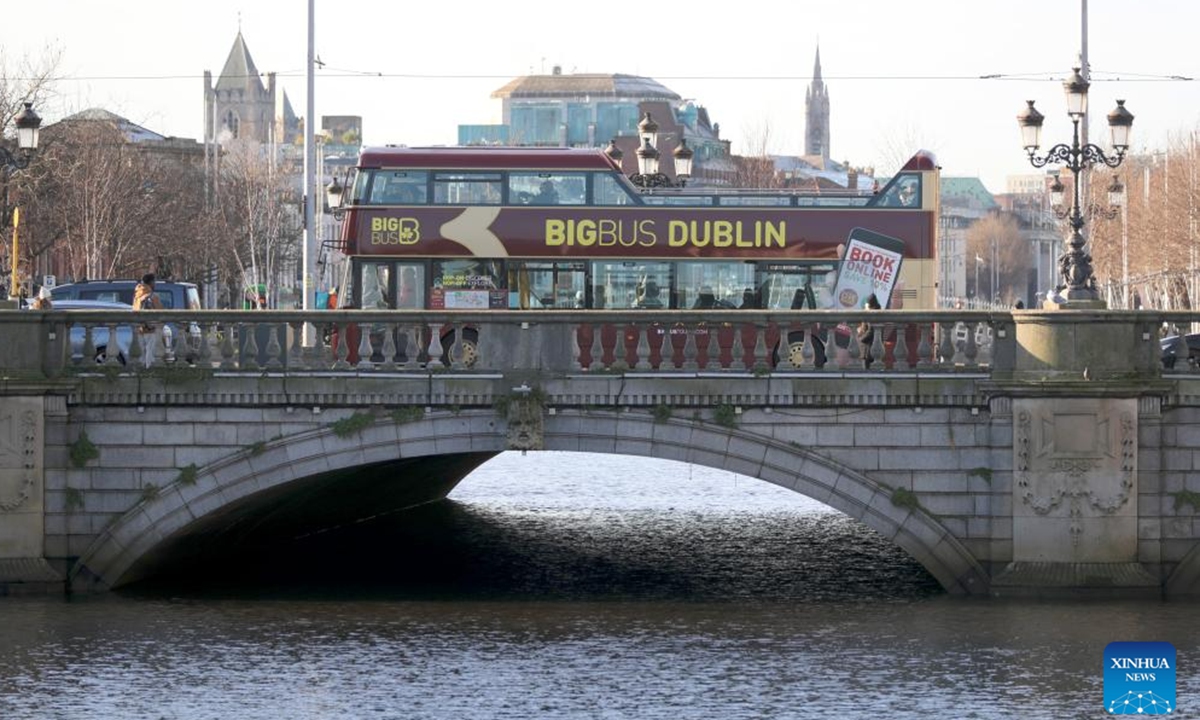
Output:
top-left (4, 102), bottom-right (42, 302)
top-left (604, 112), bottom-right (693, 189)
top-left (1, 102), bottom-right (42, 169)
top-left (1017, 68), bottom-right (1134, 303)
top-left (325, 176), bottom-right (345, 219)
top-left (1046, 171), bottom-right (1122, 221)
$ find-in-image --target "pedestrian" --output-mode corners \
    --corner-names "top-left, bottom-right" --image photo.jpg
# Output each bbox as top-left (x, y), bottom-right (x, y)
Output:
top-left (31, 287), bottom-right (53, 310)
top-left (858, 293), bottom-right (881, 369)
top-left (133, 273), bottom-right (164, 367)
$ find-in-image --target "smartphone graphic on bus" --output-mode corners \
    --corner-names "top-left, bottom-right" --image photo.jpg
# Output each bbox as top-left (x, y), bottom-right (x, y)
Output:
top-left (831, 227), bottom-right (906, 310)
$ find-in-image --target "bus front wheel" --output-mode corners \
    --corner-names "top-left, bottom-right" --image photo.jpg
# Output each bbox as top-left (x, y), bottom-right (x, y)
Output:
top-left (440, 327), bottom-right (479, 368)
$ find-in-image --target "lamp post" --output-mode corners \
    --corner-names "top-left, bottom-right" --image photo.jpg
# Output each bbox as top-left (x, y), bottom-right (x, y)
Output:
top-left (1017, 67), bottom-right (1134, 304)
top-left (3, 102), bottom-right (42, 302)
top-left (604, 112), bottom-right (694, 189)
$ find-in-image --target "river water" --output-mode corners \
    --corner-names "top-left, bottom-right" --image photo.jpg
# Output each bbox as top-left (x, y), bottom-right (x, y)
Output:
top-left (0, 452), bottom-right (1195, 718)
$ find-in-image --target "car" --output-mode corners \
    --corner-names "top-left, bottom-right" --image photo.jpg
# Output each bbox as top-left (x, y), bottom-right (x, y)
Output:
top-left (1161, 333), bottom-right (1200, 369)
top-left (49, 279), bottom-right (201, 309)
top-left (44, 299), bottom-right (135, 364)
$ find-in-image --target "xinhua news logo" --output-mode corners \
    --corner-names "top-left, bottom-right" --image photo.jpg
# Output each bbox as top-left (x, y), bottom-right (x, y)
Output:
top-left (1104, 641), bottom-right (1176, 715)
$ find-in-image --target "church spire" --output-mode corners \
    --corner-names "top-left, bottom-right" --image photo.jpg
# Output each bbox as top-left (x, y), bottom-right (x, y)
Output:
top-left (805, 45), bottom-right (831, 161)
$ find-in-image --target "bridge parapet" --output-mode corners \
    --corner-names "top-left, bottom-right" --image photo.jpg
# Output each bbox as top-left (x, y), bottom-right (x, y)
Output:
top-left (1, 308), bottom-right (1013, 378)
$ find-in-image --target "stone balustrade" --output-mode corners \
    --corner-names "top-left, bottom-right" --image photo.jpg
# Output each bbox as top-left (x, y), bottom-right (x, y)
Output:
top-left (0, 309), bottom-right (1014, 376)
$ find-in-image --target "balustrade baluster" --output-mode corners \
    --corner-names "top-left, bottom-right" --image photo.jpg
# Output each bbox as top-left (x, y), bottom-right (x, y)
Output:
top-left (219, 324), bottom-right (236, 370)
top-left (963, 322), bottom-right (979, 368)
top-left (287, 321), bottom-right (303, 370)
top-left (937, 322), bottom-right (956, 366)
top-left (265, 325), bottom-right (283, 370)
top-left (916, 324), bottom-right (933, 369)
top-left (128, 323), bottom-right (145, 369)
top-left (404, 325), bottom-right (421, 370)
top-left (426, 324), bottom-right (445, 370)
top-left (847, 322), bottom-right (862, 365)
top-left (474, 322), bottom-right (489, 371)
top-left (893, 323), bottom-right (910, 370)
top-left (682, 324), bottom-right (699, 371)
top-left (800, 324), bottom-right (817, 370)
top-left (449, 323), bottom-right (466, 371)
top-left (635, 325), bottom-right (652, 370)
top-left (332, 322), bottom-right (352, 370)
top-left (572, 323), bottom-right (584, 371)
top-left (776, 321), bottom-right (795, 371)
top-left (976, 321), bottom-right (993, 368)
top-left (356, 322), bottom-right (375, 371)
top-left (196, 322), bottom-right (214, 368)
top-left (81, 324), bottom-right (96, 367)
top-left (610, 326), bottom-right (629, 372)
top-left (242, 324), bottom-right (261, 371)
top-left (380, 324), bottom-right (398, 371)
top-left (588, 324), bottom-right (603, 371)
top-left (729, 325), bottom-right (746, 371)
top-left (752, 325), bottom-right (770, 374)
top-left (103, 326), bottom-right (122, 372)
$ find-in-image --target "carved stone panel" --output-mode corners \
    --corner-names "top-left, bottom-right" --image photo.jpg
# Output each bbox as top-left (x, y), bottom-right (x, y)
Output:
top-left (505, 395), bottom-right (545, 452)
top-left (1012, 398), bottom-right (1137, 563)
top-left (0, 397), bottom-right (45, 558)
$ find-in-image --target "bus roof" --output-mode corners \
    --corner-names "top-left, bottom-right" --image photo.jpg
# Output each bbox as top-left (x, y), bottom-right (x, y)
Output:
top-left (357, 146), bottom-right (622, 172)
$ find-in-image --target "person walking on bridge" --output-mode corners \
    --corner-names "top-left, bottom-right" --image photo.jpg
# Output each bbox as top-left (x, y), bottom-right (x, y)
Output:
top-left (133, 273), bottom-right (164, 367)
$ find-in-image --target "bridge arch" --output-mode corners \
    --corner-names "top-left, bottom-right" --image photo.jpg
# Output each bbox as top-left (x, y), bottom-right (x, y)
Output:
top-left (72, 410), bottom-right (989, 594)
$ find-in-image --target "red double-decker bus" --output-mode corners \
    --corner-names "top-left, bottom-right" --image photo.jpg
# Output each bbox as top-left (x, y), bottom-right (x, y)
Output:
top-left (331, 146), bottom-right (938, 321)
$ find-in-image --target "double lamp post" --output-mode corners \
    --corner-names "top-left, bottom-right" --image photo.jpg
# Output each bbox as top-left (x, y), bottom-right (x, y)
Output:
top-left (604, 112), bottom-right (694, 189)
top-left (1017, 67), bottom-right (1134, 305)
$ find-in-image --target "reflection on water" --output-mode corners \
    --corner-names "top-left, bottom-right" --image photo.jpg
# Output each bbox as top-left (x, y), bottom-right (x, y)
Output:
top-left (0, 452), bottom-right (1196, 719)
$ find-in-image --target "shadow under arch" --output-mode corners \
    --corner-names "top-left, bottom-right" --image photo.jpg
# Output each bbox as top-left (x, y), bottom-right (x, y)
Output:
top-left (1165, 540), bottom-right (1200, 597)
top-left (541, 412), bottom-right (990, 595)
top-left (72, 412), bottom-right (509, 590)
top-left (72, 409), bottom-right (990, 595)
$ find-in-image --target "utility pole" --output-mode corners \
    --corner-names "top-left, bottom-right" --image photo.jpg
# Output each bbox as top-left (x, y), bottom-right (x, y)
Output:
top-left (302, 0), bottom-right (317, 341)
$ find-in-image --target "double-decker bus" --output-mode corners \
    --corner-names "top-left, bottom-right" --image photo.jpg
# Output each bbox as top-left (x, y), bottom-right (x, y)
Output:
top-left (330, 146), bottom-right (938, 342)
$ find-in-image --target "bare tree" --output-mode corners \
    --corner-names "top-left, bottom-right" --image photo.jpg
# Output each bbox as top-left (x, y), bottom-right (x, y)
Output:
top-left (732, 120), bottom-right (783, 188)
top-left (966, 213), bottom-right (1030, 303)
top-left (871, 119), bottom-right (941, 180)
top-left (210, 139), bottom-right (302, 308)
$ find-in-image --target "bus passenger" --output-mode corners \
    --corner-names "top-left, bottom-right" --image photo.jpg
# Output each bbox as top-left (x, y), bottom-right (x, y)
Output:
top-left (533, 180), bottom-right (559, 205)
top-left (693, 286), bottom-right (717, 309)
top-left (636, 278), bottom-right (663, 309)
top-left (398, 267), bottom-right (420, 308)
top-left (740, 288), bottom-right (756, 309)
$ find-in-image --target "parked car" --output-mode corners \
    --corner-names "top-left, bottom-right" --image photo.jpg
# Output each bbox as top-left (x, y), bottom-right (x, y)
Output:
top-left (50, 279), bottom-right (201, 309)
top-left (46, 299), bottom-right (135, 364)
top-left (1161, 333), bottom-right (1200, 369)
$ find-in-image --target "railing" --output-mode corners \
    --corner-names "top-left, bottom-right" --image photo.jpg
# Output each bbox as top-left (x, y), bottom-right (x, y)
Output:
top-left (0, 309), bottom-right (1020, 376)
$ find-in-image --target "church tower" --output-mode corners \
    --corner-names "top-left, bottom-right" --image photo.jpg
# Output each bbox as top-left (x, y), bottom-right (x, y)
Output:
top-left (805, 46), bottom-right (830, 161)
top-left (203, 31), bottom-right (298, 147)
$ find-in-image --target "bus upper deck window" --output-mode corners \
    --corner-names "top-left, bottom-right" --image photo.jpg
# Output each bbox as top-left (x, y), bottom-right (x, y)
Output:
top-left (370, 171), bottom-right (427, 205)
top-left (593, 173), bottom-right (636, 206)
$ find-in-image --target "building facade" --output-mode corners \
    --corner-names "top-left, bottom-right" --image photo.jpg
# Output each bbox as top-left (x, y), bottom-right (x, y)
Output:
top-left (462, 67), bottom-right (733, 185)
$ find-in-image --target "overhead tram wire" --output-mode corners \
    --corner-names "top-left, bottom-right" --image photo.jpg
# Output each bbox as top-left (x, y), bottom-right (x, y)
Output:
top-left (20, 69), bottom-right (1196, 83)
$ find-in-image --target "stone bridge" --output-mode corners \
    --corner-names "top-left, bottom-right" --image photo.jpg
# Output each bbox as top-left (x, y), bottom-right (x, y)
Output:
top-left (2, 307), bottom-right (1200, 598)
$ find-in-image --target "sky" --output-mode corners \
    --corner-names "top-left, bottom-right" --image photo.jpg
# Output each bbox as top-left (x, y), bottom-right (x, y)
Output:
top-left (6, 0), bottom-right (1200, 193)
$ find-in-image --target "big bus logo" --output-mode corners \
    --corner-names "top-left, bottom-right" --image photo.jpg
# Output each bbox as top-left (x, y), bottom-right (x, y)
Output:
top-left (370, 217), bottom-right (420, 245)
